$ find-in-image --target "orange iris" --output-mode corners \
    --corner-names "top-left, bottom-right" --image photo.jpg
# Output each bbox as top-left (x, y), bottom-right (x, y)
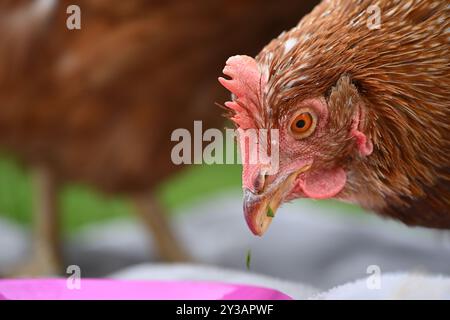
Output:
top-left (290, 112), bottom-right (314, 135)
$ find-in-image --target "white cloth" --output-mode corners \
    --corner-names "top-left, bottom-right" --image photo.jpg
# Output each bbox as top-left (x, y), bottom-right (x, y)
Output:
top-left (111, 264), bottom-right (450, 300)
top-left (312, 272), bottom-right (450, 300)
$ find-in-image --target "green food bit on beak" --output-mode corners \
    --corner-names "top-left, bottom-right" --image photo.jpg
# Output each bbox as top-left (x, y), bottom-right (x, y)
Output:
top-left (267, 206), bottom-right (274, 218)
top-left (246, 250), bottom-right (251, 270)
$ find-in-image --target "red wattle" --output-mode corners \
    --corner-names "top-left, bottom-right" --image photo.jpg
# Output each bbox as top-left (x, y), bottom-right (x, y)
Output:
top-left (301, 167), bottom-right (347, 199)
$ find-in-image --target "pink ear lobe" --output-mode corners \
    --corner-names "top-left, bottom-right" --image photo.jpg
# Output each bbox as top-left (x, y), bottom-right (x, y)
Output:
top-left (350, 102), bottom-right (373, 157)
top-left (351, 129), bottom-right (373, 156)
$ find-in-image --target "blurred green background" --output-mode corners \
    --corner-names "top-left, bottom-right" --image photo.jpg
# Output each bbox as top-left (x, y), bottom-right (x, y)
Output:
top-left (0, 153), bottom-right (364, 233)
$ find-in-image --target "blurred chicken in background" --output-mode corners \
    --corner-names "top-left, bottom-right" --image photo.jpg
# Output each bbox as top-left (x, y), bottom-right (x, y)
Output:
top-left (0, 0), bottom-right (320, 275)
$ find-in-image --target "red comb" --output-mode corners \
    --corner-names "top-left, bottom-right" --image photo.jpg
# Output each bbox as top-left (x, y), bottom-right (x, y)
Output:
top-left (219, 55), bottom-right (266, 129)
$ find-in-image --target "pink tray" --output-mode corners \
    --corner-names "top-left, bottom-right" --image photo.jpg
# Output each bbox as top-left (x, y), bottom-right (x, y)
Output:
top-left (0, 279), bottom-right (292, 300)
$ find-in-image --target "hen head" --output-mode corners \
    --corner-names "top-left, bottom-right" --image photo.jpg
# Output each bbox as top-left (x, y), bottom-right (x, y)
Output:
top-left (219, 0), bottom-right (450, 235)
top-left (219, 52), bottom-right (373, 235)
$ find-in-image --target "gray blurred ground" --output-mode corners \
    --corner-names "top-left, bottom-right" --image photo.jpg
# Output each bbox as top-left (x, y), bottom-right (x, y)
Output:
top-left (1, 191), bottom-right (450, 290)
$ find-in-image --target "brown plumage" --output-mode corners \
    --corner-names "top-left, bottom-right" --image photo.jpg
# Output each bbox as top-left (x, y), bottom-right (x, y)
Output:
top-left (0, 0), bottom-right (320, 193)
top-left (0, 0), bottom-right (320, 273)
top-left (220, 0), bottom-right (450, 235)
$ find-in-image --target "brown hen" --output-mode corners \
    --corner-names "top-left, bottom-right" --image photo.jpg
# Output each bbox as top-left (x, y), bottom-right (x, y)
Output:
top-left (0, 0), bottom-right (320, 274)
top-left (220, 0), bottom-right (449, 235)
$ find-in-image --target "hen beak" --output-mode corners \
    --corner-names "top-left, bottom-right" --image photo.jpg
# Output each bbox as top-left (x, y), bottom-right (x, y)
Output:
top-left (243, 165), bottom-right (311, 236)
top-left (243, 188), bottom-right (282, 236)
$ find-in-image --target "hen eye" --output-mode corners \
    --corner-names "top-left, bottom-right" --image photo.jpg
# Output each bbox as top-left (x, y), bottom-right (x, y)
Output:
top-left (289, 110), bottom-right (317, 139)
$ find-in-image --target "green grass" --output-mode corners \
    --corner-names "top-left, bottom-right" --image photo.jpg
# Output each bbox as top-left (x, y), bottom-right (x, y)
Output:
top-left (0, 154), bottom-right (242, 232)
top-left (157, 164), bottom-right (242, 211)
top-left (0, 155), bottom-right (33, 226)
top-left (0, 152), bottom-right (363, 233)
